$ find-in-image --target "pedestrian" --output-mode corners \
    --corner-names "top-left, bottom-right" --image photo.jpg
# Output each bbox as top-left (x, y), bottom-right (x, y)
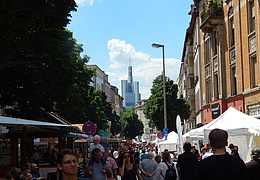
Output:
top-left (176, 142), bottom-right (198, 180)
top-left (9, 167), bottom-right (20, 180)
top-left (139, 152), bottom-right (157, 179)
top-left (156, 152), bottom-right (178, 180)
top-left (78, 159), bottom-right (89, 178)
top-left (246, 148), bottom-right (260, 180)
top-left (141, 150), bottom-right (147, 161)
top-left (103, 148), bottom-right (118, 180)
top-left (85, 148), bottom-right (112, 180)
top-left (154, 155), bottom-right (161, 164)
top-left (20, 164), bottom-right (33, 180)
top-left (194, 128), bottom-right (247, 180)
top-left (134, 152), bottom-right (141, 167)
top-left (30, 163), bottom-right (43, 180)
top-left (57, 148), bottom-right (87, 180)
top-left (228, 143), bottom-right (240, 157)
top-left (118, 151), bottom-right (142, 180)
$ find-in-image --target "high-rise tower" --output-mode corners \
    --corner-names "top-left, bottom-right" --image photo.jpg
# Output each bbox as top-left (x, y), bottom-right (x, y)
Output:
top-left (121, 58), bottom-right (141, 109)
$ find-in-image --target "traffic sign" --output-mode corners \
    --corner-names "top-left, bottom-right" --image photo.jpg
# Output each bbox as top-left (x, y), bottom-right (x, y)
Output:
top-left (163, 128), bottom-right (168, 137)
top-left (150, 129), bottom-right (153, 133)
top-left (82, 122), bottom-right (96, 135)
top-left (157, 132), bottom-right (164, 139)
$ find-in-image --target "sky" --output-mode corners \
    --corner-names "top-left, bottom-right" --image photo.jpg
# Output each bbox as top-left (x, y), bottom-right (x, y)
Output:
top-left (67, 0), bottom-right (193, 99)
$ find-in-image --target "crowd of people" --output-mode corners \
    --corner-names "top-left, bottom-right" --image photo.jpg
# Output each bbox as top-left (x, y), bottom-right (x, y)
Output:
top-left (3, 130), bottom-right (260, 180)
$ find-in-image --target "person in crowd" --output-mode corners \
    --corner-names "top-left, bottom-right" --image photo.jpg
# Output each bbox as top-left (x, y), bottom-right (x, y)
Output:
top-left (42, 147), bottom-right (52, 163)
top-left (50, 149), bottom-right (58, 165)
top-left (234, 145), bottom-right (240, 157)
top-left (156, 152), bottom-right (178, 180)
top-left (32, 149), bottom-right (40, 164)
top-left (139, 152), bottom-right (157, 180)
top-left (141, 150), bottom-right (147, 161)
top-left (118, 151), bottom-right (142, 180)
top-left (191, 146), bottom-right (199, 157)
top-left (246, 148), bottom-right (260, 180)
top-left (134, 152), bottom-right (140, 167)
top-left (228, 143), bottom-right (240, 157)
top-left (85, 148), bottom-right (111, 180)
top-left (30, 163), bottom-right (43, 180)
top-left (103, 148), bottom-right (118, 180)
top-left (9, 167), bottom-right (20, 180)
top-left (78, 158), bottom-right (89, 178)
top-left (155, 155), bottom-right (161, 164)
top-left (57, 148), bottom-right (88, 180)
top-left (88, 135), bottom-right (106, 174)
top-left (194, 129), bottom-right (247, 180)
top-left (4, 173), bottom-right (13, 180)
top-left (201, 147), bottom-right (213, 160)
top-left (20, 164), bottom-right (33, 180)
top-left (176, 142), bottom-right (198, 180)
top-left (163, 149), bottom-right (169, 153)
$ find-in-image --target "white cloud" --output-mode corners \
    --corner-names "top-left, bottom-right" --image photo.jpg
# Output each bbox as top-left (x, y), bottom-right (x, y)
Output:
top-left (106, 39), bottom-right (181, 99)
top-left (107, 39), bottom-right (150, 69)
top-left (75, 0), bottom-right (103, 6)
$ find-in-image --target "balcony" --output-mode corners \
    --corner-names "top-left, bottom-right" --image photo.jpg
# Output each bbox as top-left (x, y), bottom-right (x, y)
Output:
top-left (200, 0), bottom-right (223, 33)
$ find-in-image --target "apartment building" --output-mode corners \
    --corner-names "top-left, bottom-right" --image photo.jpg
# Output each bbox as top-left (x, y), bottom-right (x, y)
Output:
top-left (179, 0), bottom-right (260, 127)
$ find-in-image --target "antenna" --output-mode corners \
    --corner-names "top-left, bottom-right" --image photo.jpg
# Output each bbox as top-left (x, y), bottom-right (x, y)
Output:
top-left (129, 55), bottom-right (131, 66)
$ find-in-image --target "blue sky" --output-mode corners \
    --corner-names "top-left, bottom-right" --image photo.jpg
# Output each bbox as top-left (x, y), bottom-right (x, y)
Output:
top-left (67, 0), bottom-right (193, 99)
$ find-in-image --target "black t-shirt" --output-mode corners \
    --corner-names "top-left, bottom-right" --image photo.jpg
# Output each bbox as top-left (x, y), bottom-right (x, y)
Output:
top-left (176, 151), bottom-right (198, 180)
top-left (121, 163), bottom-right (138, 180)
top-left (194, 153), bottom-right (247, 180)
top-left (246, 159), bottom-right (260, 180)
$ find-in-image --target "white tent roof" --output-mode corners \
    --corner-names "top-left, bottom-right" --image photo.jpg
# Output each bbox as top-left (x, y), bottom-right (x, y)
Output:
top-left (204, 107), bottom-right (260, 137)
top-left (158, 131), bottom-right (178, 145)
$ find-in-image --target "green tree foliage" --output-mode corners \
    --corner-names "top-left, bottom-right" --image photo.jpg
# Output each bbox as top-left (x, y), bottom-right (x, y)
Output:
top-left (123, 107), bottom-right (144, 139)
top-left (144, 74), bottom-right (191, 132)
top-left (0, 0), bottom-right (78, 119)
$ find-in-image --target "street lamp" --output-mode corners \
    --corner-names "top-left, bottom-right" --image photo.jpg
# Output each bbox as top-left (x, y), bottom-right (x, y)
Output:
top-left (151, 43), bottom-right (167, 132)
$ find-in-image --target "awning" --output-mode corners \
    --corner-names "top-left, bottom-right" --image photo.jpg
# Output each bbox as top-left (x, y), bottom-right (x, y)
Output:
top-left (66, 132), bottom-right (88, 138)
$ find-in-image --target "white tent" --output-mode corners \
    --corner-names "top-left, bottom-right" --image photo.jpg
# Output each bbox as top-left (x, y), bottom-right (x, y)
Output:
top-left (185, 107), bottom-right (260, 162)
top-left (158, 131), bottom-right (178, 154)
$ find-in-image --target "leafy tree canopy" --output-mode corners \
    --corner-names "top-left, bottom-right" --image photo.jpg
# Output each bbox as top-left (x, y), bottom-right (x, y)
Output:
top-left (123, 107), bottom-right (144, 140)
top-left (144, 74), bottom-right (191, 132)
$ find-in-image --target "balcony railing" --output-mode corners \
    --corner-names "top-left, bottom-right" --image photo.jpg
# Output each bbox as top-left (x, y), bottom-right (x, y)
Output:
top-left (200, 0), bottom-right (224, 33)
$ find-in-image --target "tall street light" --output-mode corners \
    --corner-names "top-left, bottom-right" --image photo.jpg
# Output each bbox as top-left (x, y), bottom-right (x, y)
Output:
top-left (151, 43), bottom-right (167, 132)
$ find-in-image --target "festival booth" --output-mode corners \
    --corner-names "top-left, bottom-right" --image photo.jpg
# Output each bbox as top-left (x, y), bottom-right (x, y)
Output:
top-left (158, 131), bottom-right (178, 155)
top-left (185, 107), bottom-right (260, 162)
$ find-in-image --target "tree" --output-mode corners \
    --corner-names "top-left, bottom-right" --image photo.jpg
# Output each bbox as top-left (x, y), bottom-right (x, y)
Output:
top-left (144, 74), bottom-right (191, 132)
top-left (0, 0), bottom-right (78, 119)
top-left (123, 107), bottom-right (144, 139)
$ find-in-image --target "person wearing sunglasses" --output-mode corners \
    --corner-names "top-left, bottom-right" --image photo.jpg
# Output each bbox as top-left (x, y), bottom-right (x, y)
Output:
top-left (118, 152), bottom-right (142, 180)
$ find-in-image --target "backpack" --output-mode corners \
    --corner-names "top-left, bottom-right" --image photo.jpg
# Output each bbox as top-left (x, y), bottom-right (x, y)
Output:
top-left (163, 162), bottom-right (177, 180)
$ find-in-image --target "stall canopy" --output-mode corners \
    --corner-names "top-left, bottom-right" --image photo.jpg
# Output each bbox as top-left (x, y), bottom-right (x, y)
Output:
top-left (0, 116), bottom-right (87, 138)
top-left (185, 107), bottom-right (260, 162)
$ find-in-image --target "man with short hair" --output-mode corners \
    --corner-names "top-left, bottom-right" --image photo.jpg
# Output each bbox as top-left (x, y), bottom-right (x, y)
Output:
top-left (246, 148), bottom-right (260, 180)
top-left (176, 142), bottom-right (198, 180)
top-left (85, 148), bottom-right (111, 180)
top-left (194, 129), bottom-right (247, 180)
top-left (103, 148), bottom-right (118, 180)
top-left (57, 148), bottom-right (80, 180)
top-left (139, 152), bottom-right (157, 179)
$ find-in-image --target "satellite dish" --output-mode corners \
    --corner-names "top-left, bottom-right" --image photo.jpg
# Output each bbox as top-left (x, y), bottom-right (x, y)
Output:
top-left (113, 151), bottom-right (119, 159)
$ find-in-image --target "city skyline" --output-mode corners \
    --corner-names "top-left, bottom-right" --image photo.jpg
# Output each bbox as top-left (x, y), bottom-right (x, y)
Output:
top-left (66, 0), bottom-right (192, 99)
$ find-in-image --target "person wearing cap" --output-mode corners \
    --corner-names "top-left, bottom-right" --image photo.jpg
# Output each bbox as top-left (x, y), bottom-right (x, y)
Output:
top-left (30, 163), bottom-right (43, 180)
top-left (246, 148), bottom-right (260, 180)
top-left (194, 129), bottom-right (246, 180)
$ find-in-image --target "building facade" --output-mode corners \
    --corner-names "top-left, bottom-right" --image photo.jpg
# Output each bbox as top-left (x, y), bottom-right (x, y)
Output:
top-left (134, 99), bottom-right (157, 141)
top-left (87, 65), bottom-right (123, 125)
top-left (179, 0), bottom-right (260, 128)
top-left (121, 64), bottom-right (141, 109)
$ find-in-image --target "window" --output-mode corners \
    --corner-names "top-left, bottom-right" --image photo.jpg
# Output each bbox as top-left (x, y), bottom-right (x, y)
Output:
top-left (229, 7), bottom-right (235, 47)
top-left (213, 31), bottom-right (218, 56)
top-left (214, 74), bottom-right (219, 100)
top-left (206, 79), bottom-right (212, 104)
top-left (205, 38), bottom-right (210, 64)
top-left (249, 0), bottom-right (255, 33)
top-left (231, 66), bottom-right (237, 95)
top-left (250, 56), bottom-right (258, 88)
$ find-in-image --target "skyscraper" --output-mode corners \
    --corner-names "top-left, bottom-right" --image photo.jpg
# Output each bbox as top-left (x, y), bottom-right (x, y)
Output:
top-left (121, 62), bottom-right (141, 109)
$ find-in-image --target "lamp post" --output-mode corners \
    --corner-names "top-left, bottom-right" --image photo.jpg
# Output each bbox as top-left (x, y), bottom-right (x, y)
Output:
top-left (151, 43), bottom-right (167, 132)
